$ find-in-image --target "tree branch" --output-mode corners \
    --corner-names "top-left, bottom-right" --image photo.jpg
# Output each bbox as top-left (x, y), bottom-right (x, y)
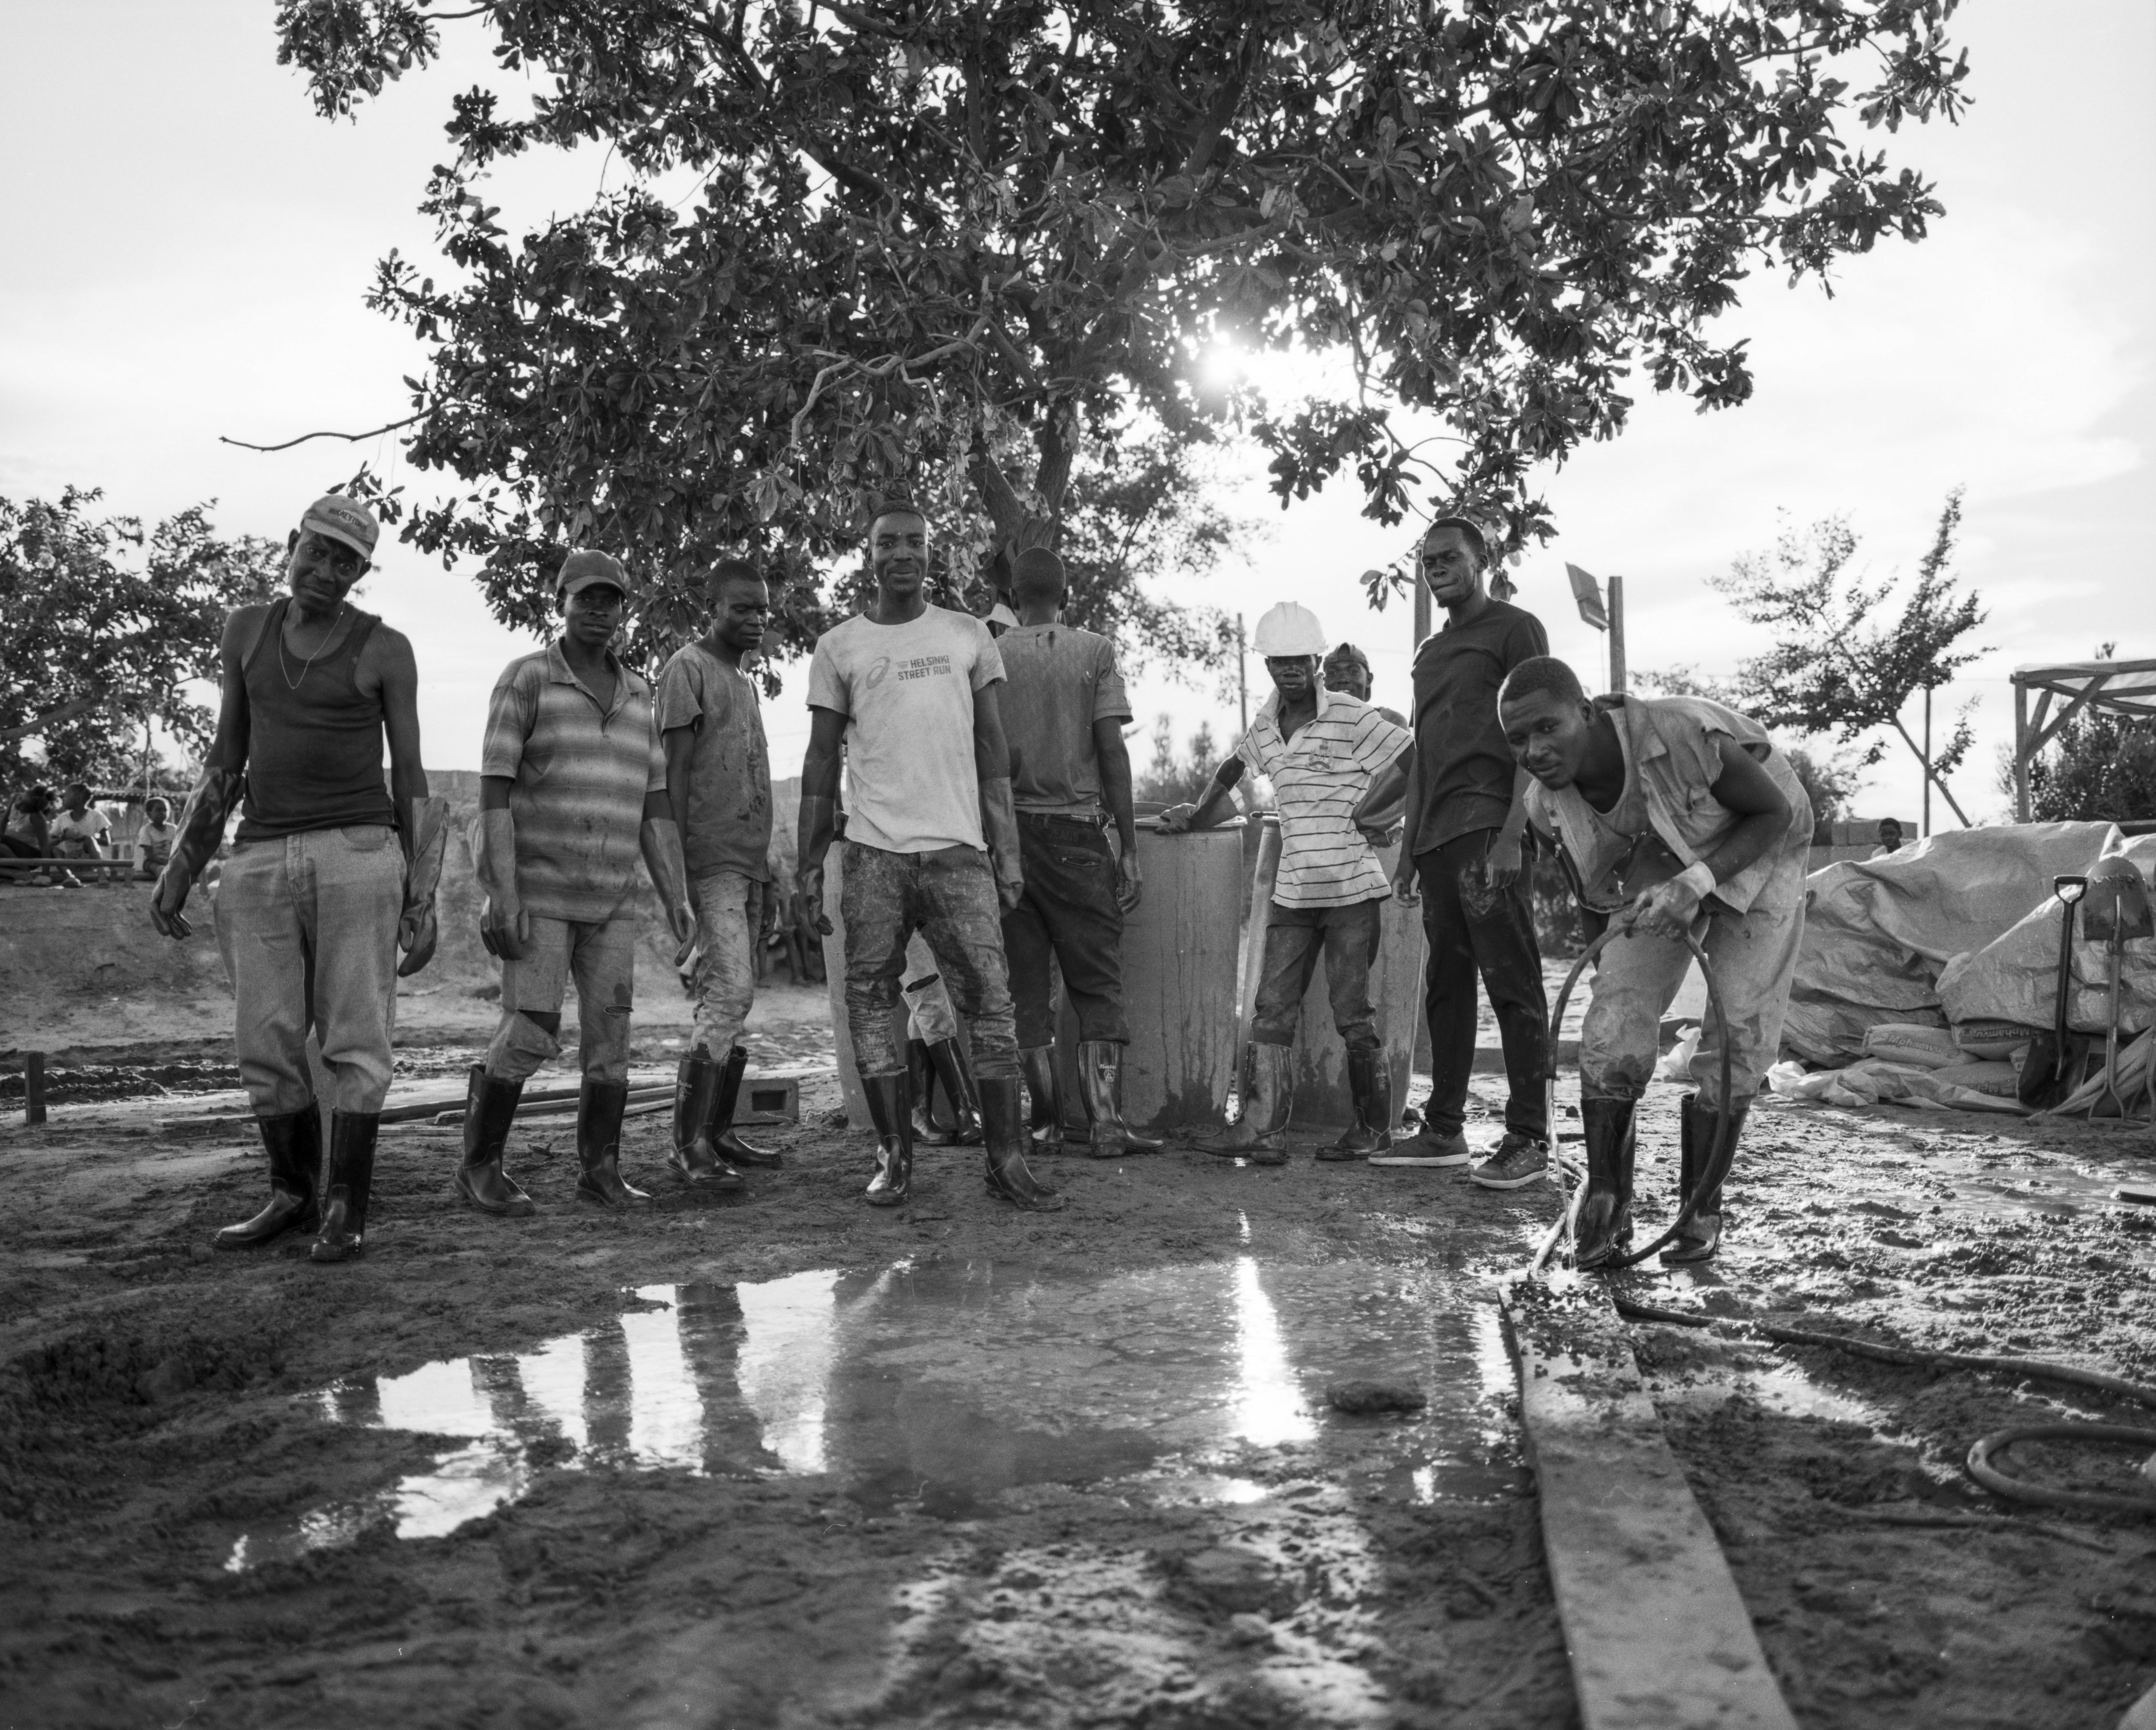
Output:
top-left (219, 412), bottom-right (425, 453)
top-left (0, 693), bottom-right (101, 745)
top-left (1888, 711), bottom-right (1972, 827)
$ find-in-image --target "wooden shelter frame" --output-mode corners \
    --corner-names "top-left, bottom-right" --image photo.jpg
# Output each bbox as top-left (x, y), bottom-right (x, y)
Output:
top-left (2011, 658), bottom-right (2156, 820)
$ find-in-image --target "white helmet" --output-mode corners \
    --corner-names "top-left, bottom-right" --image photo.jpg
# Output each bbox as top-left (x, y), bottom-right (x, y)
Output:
top-left (1252, 601), bottom-right (1327, 658)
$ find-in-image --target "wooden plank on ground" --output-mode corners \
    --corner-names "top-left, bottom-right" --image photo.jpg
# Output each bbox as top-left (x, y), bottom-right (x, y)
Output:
top-left (1500, 1277), bottom-right (1798, 1730)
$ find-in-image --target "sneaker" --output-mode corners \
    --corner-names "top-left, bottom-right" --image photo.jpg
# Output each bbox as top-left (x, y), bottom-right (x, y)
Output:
top-left (1367, 1128), bottom-right (1472, 1168)
top-left (1470, 1133), bottom-right (1550, 1190)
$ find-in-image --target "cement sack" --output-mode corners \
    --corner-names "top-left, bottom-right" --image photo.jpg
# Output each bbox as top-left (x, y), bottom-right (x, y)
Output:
top-left (1785, 823), bottom-right (2155, 1065)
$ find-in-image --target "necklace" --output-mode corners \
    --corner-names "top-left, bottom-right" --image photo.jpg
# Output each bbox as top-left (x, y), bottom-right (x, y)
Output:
top-left (279, 601), bottom-right (347, 690)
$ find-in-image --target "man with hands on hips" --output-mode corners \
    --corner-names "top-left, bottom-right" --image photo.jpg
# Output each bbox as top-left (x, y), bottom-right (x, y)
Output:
top-left (462, 550), bottom-right (696, 1216)
top-left (1497, 655), bottom-right (1810, 1269)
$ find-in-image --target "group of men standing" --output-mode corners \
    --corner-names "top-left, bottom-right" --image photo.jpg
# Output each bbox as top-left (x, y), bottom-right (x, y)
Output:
top-left (152, 488), bottom-right (1807, 1274)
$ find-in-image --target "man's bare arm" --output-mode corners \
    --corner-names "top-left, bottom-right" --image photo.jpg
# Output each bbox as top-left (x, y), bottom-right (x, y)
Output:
top-left (1094, 715), bottom-right (1143, 911)
top-left (372, 625), bottom-right (430, 858)
top-left (796, 706), bottom-right (847, 935)
top-left (150, 607), bottom-right (258, 938)
top-left (972, 682), bottom-right (1022, 913)
top-left (1627, 736), bottom-right (1792, 938)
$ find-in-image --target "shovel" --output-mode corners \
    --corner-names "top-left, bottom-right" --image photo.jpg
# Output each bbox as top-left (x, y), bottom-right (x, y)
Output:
top-left (2020, 875), bottom-right (2088, 1108)
top-left (2080, 856), bottom-right (2155, 1120)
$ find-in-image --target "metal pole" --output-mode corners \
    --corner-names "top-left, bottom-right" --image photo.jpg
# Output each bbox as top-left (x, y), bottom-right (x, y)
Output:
top-left (1236, 613), bottom-right (1248, 736)
top-left (1412, 562), bottom-right (1432, 649)
top-left (1922, 686), bottom-right (1933, 837)
top-left (1607, 575), bottom-right (1627, 692)
top-left (2014, 679), bottom-right (2030, 823)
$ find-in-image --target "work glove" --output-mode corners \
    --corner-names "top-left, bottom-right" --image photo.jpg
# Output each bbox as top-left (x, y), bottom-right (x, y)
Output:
top-left (396, 796), bottom-right (451, 977)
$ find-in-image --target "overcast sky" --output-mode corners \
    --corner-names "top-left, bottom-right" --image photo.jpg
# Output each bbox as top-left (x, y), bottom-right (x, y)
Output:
top-left (3, 2), bottom-right (2150, 829)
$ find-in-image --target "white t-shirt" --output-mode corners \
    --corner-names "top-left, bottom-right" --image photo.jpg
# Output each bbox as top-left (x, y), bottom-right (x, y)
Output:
top-left (807, 606), bottom-right (1003, 853)
top-left (48, 806), bottom-right (111, 855)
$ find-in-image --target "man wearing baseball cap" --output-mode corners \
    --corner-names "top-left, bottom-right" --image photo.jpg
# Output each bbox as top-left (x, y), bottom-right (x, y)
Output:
top-left (152, 494), bottom-right (449, 1265)
top-left (460, 549), bottom-right (697, 1217)
top-left (1161, 601), bottom-right (1413, 1162)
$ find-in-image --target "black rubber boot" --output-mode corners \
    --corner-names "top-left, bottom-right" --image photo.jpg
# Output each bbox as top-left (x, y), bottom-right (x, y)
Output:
top-left (924, 1038), bottom-right (984, 1146)
top-left (311, 1111), bottom-right (378, 1263)
top-left (1019, 1046), bottom-right (1064, 1152)
top-left (455, 1065), bottom-right (534, 1217)
top-left (1662, 1092), bottom-right (1747, 1264)
top-left (576, 1078), bottom-right (649, 1206)
top-left (215, 1107), bottom-right (321, 1249)
top-left (1574, 1097), bottom-right (1637, 1271)
top-left (668, 1052), bottom-right (743, 1189)
top-left (1323, 1052), bottom-right (1394, 1161)
top-left (982, 1075), bottom-right (1065, 1210)
top-left (1202, 1044), bottom-right (1291, 1166)
top-left (908, 1039), bottom-right (956, 1146)
top-left (1076, 1040), bottom-right (1163, 1159)
top-left (860, 1071), bottom-right (913, 1207)
top-left (711, 1045), bottom-right (780, 1168)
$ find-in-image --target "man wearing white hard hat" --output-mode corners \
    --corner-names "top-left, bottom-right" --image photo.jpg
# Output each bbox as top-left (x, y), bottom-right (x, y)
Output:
top-left (1161, 601), bottom-right (1412, 1162)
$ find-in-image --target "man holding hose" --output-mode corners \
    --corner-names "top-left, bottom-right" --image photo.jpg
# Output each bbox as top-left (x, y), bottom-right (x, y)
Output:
top-left (1496, 656), bottom-right (1810, 1267)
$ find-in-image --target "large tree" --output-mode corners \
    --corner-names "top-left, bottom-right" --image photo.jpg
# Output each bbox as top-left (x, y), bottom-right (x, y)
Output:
top-left (273, 0), bottom-right (1967, 654)
top-left (0, 490), bottom-right (286, 788)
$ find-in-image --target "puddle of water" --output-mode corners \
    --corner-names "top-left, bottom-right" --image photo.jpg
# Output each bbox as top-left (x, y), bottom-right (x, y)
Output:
top-left (231, 1255), bottom-right (1521, 1568)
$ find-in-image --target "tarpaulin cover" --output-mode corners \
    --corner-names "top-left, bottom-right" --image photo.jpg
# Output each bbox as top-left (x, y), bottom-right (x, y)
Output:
top-left (1784, 823), bottom-right (2156, 1064)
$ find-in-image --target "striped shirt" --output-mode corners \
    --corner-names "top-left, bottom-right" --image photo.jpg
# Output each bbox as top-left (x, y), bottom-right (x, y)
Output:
top-left (1236, 684), bottom-right (1412, 908)
top-left (482, 642), bottom-right (667, 923)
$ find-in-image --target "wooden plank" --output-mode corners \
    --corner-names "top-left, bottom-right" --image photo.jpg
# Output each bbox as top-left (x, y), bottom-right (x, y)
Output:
top-left (1501, 1278), bottom-right (1798, 1730)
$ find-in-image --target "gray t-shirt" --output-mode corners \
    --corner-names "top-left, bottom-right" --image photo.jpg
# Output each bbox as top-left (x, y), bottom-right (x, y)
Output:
top-left (807, 606), bottom-right (1004, 853)
top-left (655, 643), bottom-right (772, 880)
top-left (995, 623), bottom-right (1132, 815)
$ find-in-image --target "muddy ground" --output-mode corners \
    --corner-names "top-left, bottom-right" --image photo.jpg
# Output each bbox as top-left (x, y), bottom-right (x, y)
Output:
top-left (6, 1014), bottom-right (2156, 1727)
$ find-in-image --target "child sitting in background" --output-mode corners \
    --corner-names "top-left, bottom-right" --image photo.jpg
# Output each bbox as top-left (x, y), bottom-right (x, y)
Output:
top-left (134, 796), bottom-right (178, 880)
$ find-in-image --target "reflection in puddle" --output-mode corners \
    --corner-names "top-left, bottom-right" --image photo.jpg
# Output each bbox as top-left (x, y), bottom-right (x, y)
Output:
top-left (230, 1257), bottom-right (1520, 1568)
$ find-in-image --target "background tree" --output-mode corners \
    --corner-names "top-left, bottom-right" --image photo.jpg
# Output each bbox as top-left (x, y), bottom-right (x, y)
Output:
top-left (0, 489), bottom-right (285, 788)
top-left (2008, 646), bottom-right (2156, 824)
top-left (268, 0), bottom-right (1968, 656)
top-left (1646, 489), bottom-right (1986, 826)
top-left (1133, 715), bottom-right (1225, 807)
top-left (1778, 744), bottom-right (1860, 826)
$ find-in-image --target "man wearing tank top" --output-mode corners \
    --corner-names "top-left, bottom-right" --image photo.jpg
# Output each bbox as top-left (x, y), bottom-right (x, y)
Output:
top-left (151, 494), bottom-right (449, 1266)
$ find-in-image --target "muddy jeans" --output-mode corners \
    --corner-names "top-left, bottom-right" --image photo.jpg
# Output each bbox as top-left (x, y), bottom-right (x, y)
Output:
top-left (1417, 829), bottom-right (1550, 1141)
top-left (902, 940), bottom-right (961, 1044)
top-left (1250, 895), bottom-right (1384, 1053)
top-left (214, 824), bottom-right (405, 1115)
top-left (1581, 893), bottom-right (1805, 1108)
top-left (689, 868), bottom-right (764, 1058)
top-left (485, 913), bottom-right (637, 1085)
top-left (1001, 813), bottom-right (1129, 1048)
top-left (840, 841), bottom-right (1018, 1080)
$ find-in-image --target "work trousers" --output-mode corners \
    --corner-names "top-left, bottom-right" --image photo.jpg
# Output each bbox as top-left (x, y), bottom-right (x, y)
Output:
top-left (1001, 813), bottom-right (1129, 1049)
top-left (215, 824), bottom-right (404, 1115)
top-left (1581, 894), bottom-right (1805, 1108)
top-left (485, 913), bottom-right (637, 1085)
top-left (901, 939), bottom-right (961, 1044)
top-left (840, 841), bottom-right (1019, 1080)
top-left (1250, 895), bottom-right (1384, 1053)
top-left (1416, 829), bottom-right (1550, 1140)
top-left (688, 867), bottom-right (764, 1058)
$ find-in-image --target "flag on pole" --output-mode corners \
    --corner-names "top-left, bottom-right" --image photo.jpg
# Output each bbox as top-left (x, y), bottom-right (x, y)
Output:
top-left (1566, 562), bottom-right (1609, 630)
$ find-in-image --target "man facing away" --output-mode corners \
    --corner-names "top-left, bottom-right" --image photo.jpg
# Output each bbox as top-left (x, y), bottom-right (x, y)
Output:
top-left (1162, 602), bottom-right (1412, 1163)
top-left (796, 500), bottom-right (1061, 1212)
top-left (1385, 516), bottom-right (1553, 1187)
top-left (151, 493), bottom-right (446, 1264)
top-left (1498, 656), bottom-right (1809, 1268)
top-left (995, 546), bottom-right (1159, 1159)
top-left (461, 550), bottom-right (697, 1216)
top-left (657, 557), bottom-right (780, 1190)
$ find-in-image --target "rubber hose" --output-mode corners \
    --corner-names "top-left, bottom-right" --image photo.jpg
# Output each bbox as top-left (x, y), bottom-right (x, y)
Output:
top-left (1967, 1425), bottom-right (2156, 1518)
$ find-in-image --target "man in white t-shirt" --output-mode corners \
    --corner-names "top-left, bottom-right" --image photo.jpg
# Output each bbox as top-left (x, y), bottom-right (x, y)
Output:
top-left (798, 501), bottom-right (1061, 1213)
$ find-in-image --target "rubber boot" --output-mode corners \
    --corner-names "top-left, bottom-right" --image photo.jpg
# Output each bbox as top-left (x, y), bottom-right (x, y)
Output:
top-left (310, 1111), bottom-right (378, 1263)
top-left (455, 1065), bottom-right (534, 1217)
top-left (1573, 1098), bottom-right (1637, 1271)
top-left (908, 1039), bottom-right (956, 1146)
top-left (924, 1038), bottom-right (984, 1146)
top-left (215, 1107), bottom-right (321, 1249)
top-left (711, 1045), bottom-right (781, 1168)
top-left (1323, 1051), bottom-right (1393, 1161)
top-left (576, 1078), bottom-right (649, 1206)
top-left (860, 1070), bottom-right (913, 1207)
top-left (981, 1075), bottom-right (1064, 1210)
top-left (1019, 1046), bottom-right (1064, 1151)
top-left (1202, 1044), bottom-right (1291, 1166)
top-left (668, 1052), bottom-right (743, 1189)
top-left (1076, 1040), bottom-right (1163, 1159)
top-left (1662, 1092), bottom-right (1747, 1265)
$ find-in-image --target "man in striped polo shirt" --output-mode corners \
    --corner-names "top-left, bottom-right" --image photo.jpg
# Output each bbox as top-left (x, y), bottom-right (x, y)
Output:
top-left (461, 550), bottom-right (696, 1216)
top-left (1161, 602), bottom-right (1412, 1162)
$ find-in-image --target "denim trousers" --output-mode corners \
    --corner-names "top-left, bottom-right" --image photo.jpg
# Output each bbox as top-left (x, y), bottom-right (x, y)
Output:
top-left (486, 913), bottom-right (638, 1085)
top-left (689, 867), bottom-right (764, 1059)
top-left (1001, 813), bottom-right (1129, 1049)
top-left (1416, 828), bottom-right (1550, 1140)
top-left (214, 824), bottom-right (404, 1115)
top-left (840, 841), bottom-right (1018, 1080)
top-left (1250, 894), bottom-right (1384, 1053)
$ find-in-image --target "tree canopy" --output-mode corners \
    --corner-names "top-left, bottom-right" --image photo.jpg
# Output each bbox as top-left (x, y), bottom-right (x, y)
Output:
top-left (0, 490), bottom-right (286, 788)
top-left (275, 0), bottom-right (1968, 655)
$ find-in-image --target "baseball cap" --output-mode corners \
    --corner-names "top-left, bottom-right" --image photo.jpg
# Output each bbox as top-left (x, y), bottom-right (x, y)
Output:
top-left (557, 549), bottom-right (632, 599)
top-left (300, 494), bottom-right (380, 562)
top-left (1324, 641), bottom-right (1371, 672)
